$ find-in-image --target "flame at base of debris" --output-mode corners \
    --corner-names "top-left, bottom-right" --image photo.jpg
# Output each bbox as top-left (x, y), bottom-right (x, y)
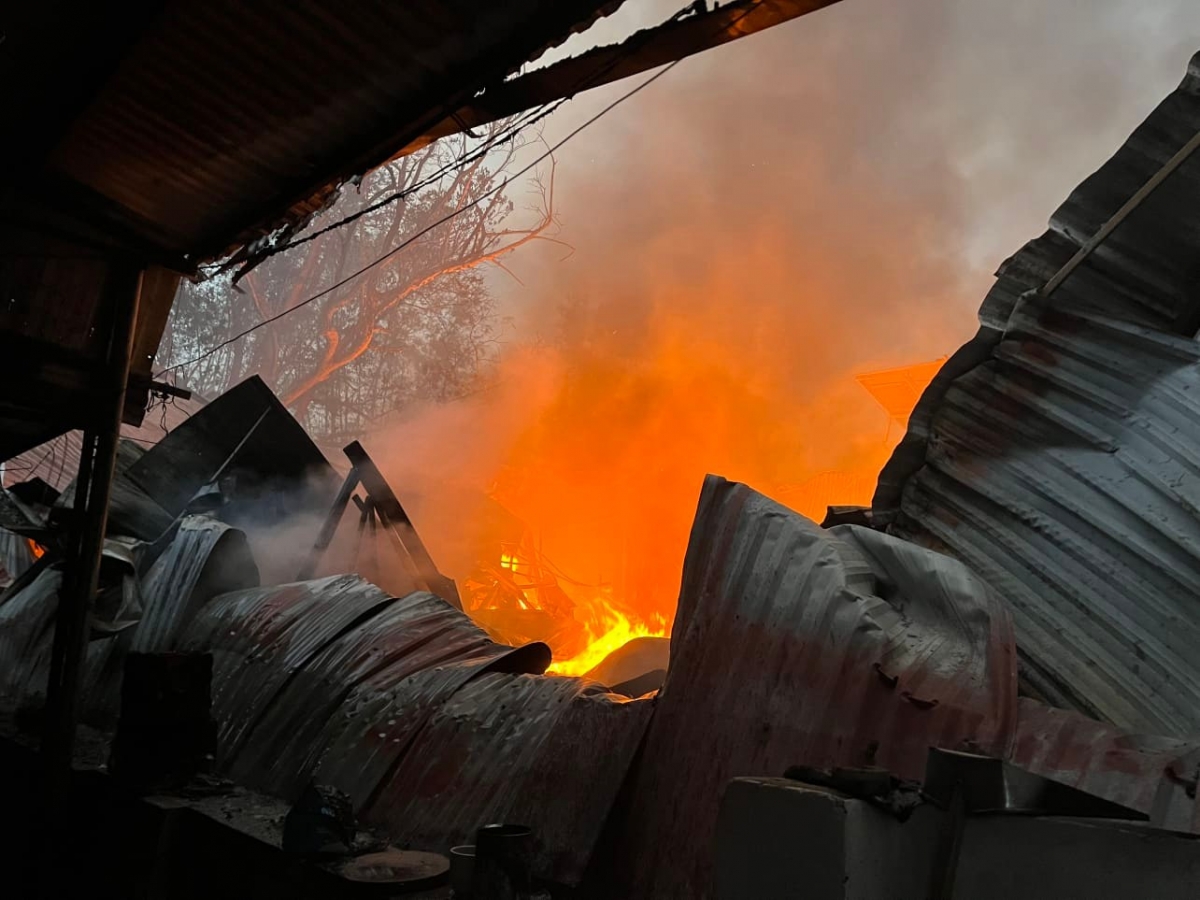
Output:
top-left (547, 597), bottom-right (668, 677)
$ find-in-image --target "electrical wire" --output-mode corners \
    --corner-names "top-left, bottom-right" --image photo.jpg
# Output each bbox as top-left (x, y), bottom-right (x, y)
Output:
top-left (212, 3), bottom-right (704, 278)
top-left (156, 58), bottom-right (682, 379)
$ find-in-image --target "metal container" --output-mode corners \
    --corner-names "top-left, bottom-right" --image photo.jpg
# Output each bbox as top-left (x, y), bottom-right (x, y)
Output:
top-left (472, 824), bottom-right (532, 900)
top-left (450, 845), bottom-right (476, 897)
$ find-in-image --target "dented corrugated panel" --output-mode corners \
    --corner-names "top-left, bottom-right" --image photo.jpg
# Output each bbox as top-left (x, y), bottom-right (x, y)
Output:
top-left (79, 517), bottom-right (259, 727)
top-left (178, 574), bottom-right (393, 765)
top-left (876, 50), bottom-right (1200, 737)
top-left (363, 672), bottom-right (653, 886)
top-left (613, 475), bottom-right (1018, 899)
top-left (226, 591), bottom-right (529, 798)
top-left (1012, 698), bottom-right (1200, 830)
top-left (134, 517), bottom-right (260, 653)
top-left (0, 565), bottom-right (60, 707)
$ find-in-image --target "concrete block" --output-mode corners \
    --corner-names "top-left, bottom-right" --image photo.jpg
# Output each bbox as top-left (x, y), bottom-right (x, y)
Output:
top-left (714, 777), bottom-right (936, 900)
top-left (715, 776), bottom-right (1200, 900)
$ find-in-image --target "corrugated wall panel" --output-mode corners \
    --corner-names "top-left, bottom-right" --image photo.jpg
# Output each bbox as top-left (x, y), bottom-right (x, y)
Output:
top-left (876, 49), bottom-right (1200, 737)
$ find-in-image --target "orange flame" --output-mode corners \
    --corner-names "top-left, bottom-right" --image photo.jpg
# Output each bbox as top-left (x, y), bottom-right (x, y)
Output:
top-left (546, 598), bottom-right (667, 677)
top-left (26, 539), bottom-right (44, 559)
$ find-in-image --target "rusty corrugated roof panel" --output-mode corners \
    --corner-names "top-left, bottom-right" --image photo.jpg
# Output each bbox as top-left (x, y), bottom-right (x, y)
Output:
top-left (612, 475), bottom-right (1018, 898)
top-left (226, 591), bottom-right (534, 798)
top-left (362, 671), bottom-right (652, 886)
top-left (178, 574), bottom-right (394, 765)
top-left (875, 50), bottom-right (1200, 737)
top-left (1012, 698), bottom-right (1200, 830)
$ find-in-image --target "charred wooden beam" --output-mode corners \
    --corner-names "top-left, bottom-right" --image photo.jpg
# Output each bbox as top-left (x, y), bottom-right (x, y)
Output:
top-left (343, 441), bottom-right (462, 609)
top-left (395, 0), bottom-right (844, 156)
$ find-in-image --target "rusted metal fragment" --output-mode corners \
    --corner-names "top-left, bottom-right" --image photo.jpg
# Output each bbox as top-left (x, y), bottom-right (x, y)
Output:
top-left (614, 475), bottom-right (1017, 898)
top-left (1012, 698), bottom-right (1200, 832)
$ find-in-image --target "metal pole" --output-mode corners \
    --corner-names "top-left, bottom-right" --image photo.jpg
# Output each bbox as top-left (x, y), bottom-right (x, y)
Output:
top-left (42, 262), bottom-right (143, 784)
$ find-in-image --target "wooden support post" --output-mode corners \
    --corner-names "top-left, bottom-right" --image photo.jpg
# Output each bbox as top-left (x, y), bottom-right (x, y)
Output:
top-left (42, 262), bottom-right (143, 785)
top-left (296, 467), bottom-right (360, 581)
top-left (343, 441), bottom-right (461, 608)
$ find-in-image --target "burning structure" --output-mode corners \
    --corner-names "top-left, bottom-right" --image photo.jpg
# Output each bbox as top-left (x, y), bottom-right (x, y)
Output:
top-left (5, 1), bottom-right (1200, 898)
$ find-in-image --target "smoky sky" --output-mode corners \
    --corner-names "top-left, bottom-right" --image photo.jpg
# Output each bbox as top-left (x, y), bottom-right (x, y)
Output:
top-left (498, 0), bottom-right (1200, 345)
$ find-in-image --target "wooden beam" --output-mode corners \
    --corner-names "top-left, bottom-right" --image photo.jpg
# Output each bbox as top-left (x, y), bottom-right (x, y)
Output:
top-left (343, 441), bottom-right (462, 609)
top-left (394, 0), bottom-right (844, 157)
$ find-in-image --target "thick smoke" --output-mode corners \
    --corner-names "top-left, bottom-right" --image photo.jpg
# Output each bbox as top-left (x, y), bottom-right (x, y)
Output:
top-left (370, 0), bottom-right (1200, 630)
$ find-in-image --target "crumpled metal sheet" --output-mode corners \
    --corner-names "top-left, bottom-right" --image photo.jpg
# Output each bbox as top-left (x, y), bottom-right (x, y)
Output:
top-left (613, 475), bottom-right (1018, 899)
top-left (1012, 698), bottom-right (1200, 832)
top-left (80, 516), bottom-right (260, 727)
top-left (875, 50), bottom-right (1200, 737)
top-left (226, 590), bottom-right (531, 798)
top-left (0, 564), bottom-right (60, 706)
top-left (133, 516), bottom-right (259, 653)
top-left (359, 670), bottom-right (653, 886)
top-left (178, 574), bottom-right (394, 766)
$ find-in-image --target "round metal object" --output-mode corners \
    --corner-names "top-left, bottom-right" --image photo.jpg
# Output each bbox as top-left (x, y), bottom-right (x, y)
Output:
top-left (338, 847), bottom-right (450, 893)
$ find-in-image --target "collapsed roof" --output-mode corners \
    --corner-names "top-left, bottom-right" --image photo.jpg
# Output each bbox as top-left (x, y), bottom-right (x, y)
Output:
top-left (875, 51), bottom-right (1200, 738)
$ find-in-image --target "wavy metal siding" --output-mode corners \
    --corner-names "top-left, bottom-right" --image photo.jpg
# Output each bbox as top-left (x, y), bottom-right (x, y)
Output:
top-left (614, 475), bottom-right (1018, 899)
top-left (79, 517), bottom-right (261, 727)
top-left (1011, 698), bottom-right (1200, 830)
top-left (875, 51), bottom-right (1200, 737)
top-left (179, 574), bottom-right (393, 765)
top-left (363, 672), bottom-right (653, 886)
top-left (0, 566), bottom-right (60, 706)
top-left (134, 517), bottom-right (260, 653)
top-left (226, 591), bottom-right (525, 797)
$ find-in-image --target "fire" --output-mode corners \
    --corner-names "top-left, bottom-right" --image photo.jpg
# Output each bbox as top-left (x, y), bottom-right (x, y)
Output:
top-left (546, 598), bottom-right (668, 677)
top-left (26, 539), bottom-right (44, 559)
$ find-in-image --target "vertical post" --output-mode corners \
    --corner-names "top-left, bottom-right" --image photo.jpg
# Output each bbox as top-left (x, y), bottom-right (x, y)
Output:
top-left (42, 262), bottom-right (143, 785)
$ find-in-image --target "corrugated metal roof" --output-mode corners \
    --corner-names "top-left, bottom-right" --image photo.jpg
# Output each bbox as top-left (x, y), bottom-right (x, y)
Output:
top-left (178, 574), bottom-right (395, 766)
top-left (225, 590), bottom-right (522, 798)
top-left (875, 50), bottom-right (1200, 737)
top-left (611, 475), bottom-right (1019, 898)
top-left (78, 516), bottom-right (260, 727)
top-left (0, 565), bottom-right (61, 707)
top-left (360, 671), bottom-right (652, 886)
top-left (2, 391), bottom-right (208, 492)
top-left (1012, 698), bottom-right (1200, 830)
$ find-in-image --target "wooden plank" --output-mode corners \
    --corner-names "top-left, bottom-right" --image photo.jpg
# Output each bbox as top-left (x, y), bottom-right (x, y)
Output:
top-left (343, 441), bottom-right (461, 609)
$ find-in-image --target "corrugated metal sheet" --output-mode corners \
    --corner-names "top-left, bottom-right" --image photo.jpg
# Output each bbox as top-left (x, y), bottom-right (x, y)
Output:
top-left (0, 565), bottom-right (61, 707)
top-left (361, 671), bottom-right (652, 886)
top-left (875, 50), bottom-right (1200, 737)
top-left (77, 516), bottom-right (262, 728)
top-left (225, 590), bottom-right (521, 797)
top-left (612, 475), bottom-right (1018, 899)
top-left (1012, 698), bottom-right (1200, 831)
top-left (133, 517), bottom-right (260, 653)
top-left (178, 574), bottom-right (394, 766)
